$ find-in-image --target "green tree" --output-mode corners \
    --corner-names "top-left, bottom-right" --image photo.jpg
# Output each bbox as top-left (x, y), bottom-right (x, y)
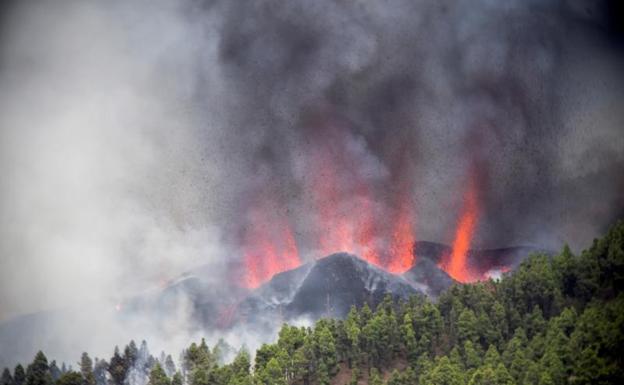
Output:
top-left (92, 360), bottom-right (107, 385)
top-left (14, 365), bottom-right (25, 385)
top-left (422, 357), bottom-right (464, 385)
top-left (369, 368), bottom-right (382, 385)
top-left (170, 372), bottom-right (182, 385)
top-left (79, 353), bottom-right (94, 385)
top-left (464, 340), bottom-right (482, 369)
top-left (402, 312), bottom-right (418, 362)
top-left (537, 373), bottom-right (554, 385)
top-left (313, 324), bottom-right (338, 378)
top-left (188, 367), bottom-right (208, 385)
top-left (524, 306), bottom-right (546, 340)
top-left (48, 363), bottom-right (60, 382)
top-left (348, 367), bottom-right (359, 385)
top-left (1, 368), bottom-right (13, 385)
top-left (458, 308), bottom-right (479, 344)
top-left (503, 329), bottom-right (528, 382)
top-left (123, 341), bottom-right (138, 370)
top-left (55, 372), bottom-right (82, 385)
top-left (494, 363), bottom-right (515, 385)
top-left (345, 306), bottom-right (362, 367)
top-left (258, 358), bottom-right (285, 385)
top-left (107, 347), bottom-right (126, 385)
top-left (147, 364), bottom-right (170, 385)
top-left (26, 352), bottom-right (52, 385)
top-left (468, 366), bottom-right (496, 385)
top-left (163, 356), bottom-right (175, 378)
top-left (227, 350), bottom-right (251, 385)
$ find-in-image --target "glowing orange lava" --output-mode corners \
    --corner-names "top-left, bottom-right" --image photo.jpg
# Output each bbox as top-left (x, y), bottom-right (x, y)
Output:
top-left (387, 196), bottom-right (415, 273)
top-left (242, 198), bottom-right (300, 288)
top-left (239, 119), bottom-right (420, 285)
top-left (440, 175), bottom-right (480, 282)
top-left (307, 134), bottom-right (385, 267)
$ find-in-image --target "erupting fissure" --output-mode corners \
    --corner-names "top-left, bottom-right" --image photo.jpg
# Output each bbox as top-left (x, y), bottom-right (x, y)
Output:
top-left (238, 122), bottom-right (420, 288)
top-left (242, 196), bottom-right (300, 289)
top-left (439, 174), bottom-right (481, 283)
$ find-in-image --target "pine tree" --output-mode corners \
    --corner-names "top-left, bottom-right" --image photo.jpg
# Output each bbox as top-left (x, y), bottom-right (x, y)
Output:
top-left (463, 340), bottom-right (482, 369)
top-left (369, 368), bottom-right (382, 385)
top-left (108, 347), bottom-right (127, 385)
top-left (56, 372), bottom-right (82, 385)
top-left (13, 365), bottom-right (25, 385)
top-left (123, 341), bottom-right (138, 370)
top-left (468, 366), bottom-right (496, 385)
top-left (483, 345), bottom-right (501, 368)
top-left (1, 368), bottom-right (13, 385)
top-left (402, 312), bottom-right (418, 362)
top-left (458, 308), bottom-right (479, 344)
top-left (314, 325), bottom-right (338, 378)
top-left (345, 306), bottom-right (362, 368)
top-left (424, 357), bottom-right (464, 385)
top-left (348, 367), bottom-right (359, 385)
top-left (79, 353), bottom-right (95, 385)
top-left (494, 363), bottom-right (515, 385)
top-left (163, 356), bottom-right (175, 377)
top-left (92, 360), bottom-right (107, 385)
top-left (48, 362), bottom-right (60, 382)
top-left (25, 352), bottom-right (51, 385)
top-left (228, 350), bottom-right (252, 385)
top-left (147, 364), bottom-right (170, 385)
top-left (170, 372), bottom-right (182, 385)
top-left (258, 358), bottom-right (285, 385)
top-left (537, 373), bottom-right (554, 385)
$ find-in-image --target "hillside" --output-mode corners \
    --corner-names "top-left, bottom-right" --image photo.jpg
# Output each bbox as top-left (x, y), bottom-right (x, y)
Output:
top-left (2, 221), bottom-right (624, 385)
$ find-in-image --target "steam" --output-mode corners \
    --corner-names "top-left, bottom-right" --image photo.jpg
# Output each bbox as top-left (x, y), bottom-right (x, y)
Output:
top-left (0, 0), bottom-right (623, 370)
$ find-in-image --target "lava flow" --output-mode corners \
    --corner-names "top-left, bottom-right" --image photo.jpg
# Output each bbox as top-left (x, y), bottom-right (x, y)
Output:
top-left (439, 174), bottom-right (480, 283)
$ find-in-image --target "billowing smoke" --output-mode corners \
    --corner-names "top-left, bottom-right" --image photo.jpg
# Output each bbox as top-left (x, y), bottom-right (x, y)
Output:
top-left (0, 0), bottom-right (623, 369)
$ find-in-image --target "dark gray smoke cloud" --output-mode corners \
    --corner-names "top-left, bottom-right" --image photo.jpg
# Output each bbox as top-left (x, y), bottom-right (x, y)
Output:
top-left (0, 0), bottom-right (623, 368)
top-left (212, 0), bottom-right (624, 252)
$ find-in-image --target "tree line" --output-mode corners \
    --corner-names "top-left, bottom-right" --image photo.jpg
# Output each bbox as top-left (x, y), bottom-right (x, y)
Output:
top-left (2, 221), bottom-right (623, 385)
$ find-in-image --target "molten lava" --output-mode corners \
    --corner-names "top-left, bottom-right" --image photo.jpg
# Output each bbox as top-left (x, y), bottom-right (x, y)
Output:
top-left (387, 197), bottom-right (415, 273)
top-left (304, 123), bottom-right (416, 272)
top-left (242, 198), bottom-right (300, 289)
top-left (238, 118), bottom-right (419, 285)
top-left (440, 175), bottom-right (480, 283)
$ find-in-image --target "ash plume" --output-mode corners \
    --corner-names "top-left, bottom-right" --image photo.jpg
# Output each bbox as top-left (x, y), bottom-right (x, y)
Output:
top-left (0, 0), bottom-right (623, 369)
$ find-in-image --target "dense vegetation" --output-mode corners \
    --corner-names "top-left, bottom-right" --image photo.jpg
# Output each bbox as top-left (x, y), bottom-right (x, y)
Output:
top-left (2, 222), bottom-right (623, 385)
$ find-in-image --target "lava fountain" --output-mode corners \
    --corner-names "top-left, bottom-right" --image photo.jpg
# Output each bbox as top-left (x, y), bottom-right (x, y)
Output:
top-left (242, 194), bottom-right (300, 288)
top-left (440, 173), bottom-right (480, 282)
top-left (237, 116), bottom-right (420, 287)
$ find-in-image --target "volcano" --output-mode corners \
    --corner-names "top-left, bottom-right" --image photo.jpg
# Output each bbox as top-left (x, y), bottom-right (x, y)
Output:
top-left (0, 241), bottom-right (547, 367)
top-left (236, 253), bottom-right (422, 326)
top-left (122, 242), bottom-right (549, 328)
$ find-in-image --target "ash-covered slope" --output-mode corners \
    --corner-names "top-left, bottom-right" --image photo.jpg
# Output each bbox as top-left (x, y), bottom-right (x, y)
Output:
top-left (236, 253), bottom-right (423, 325)
top-left (403, 258), bottom-right (456, 297)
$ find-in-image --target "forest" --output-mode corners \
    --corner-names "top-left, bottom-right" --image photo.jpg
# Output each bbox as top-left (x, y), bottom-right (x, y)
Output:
top-left (1, 221), bottom-right (623, 385)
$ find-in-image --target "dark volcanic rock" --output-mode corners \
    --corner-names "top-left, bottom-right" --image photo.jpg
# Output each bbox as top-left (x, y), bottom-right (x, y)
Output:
top-left (236, 253), bottom-right (422, 325)
top-left (413, 241), bottom-right (452, 261)
top-left (285, 253), bottom-right (421, 318)
top-left (413, 241), bottom-right (550, 276)
top-left (403, 258), bottom-right (456, 297)
top-left (467, 246), bottom-right (550, 273)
